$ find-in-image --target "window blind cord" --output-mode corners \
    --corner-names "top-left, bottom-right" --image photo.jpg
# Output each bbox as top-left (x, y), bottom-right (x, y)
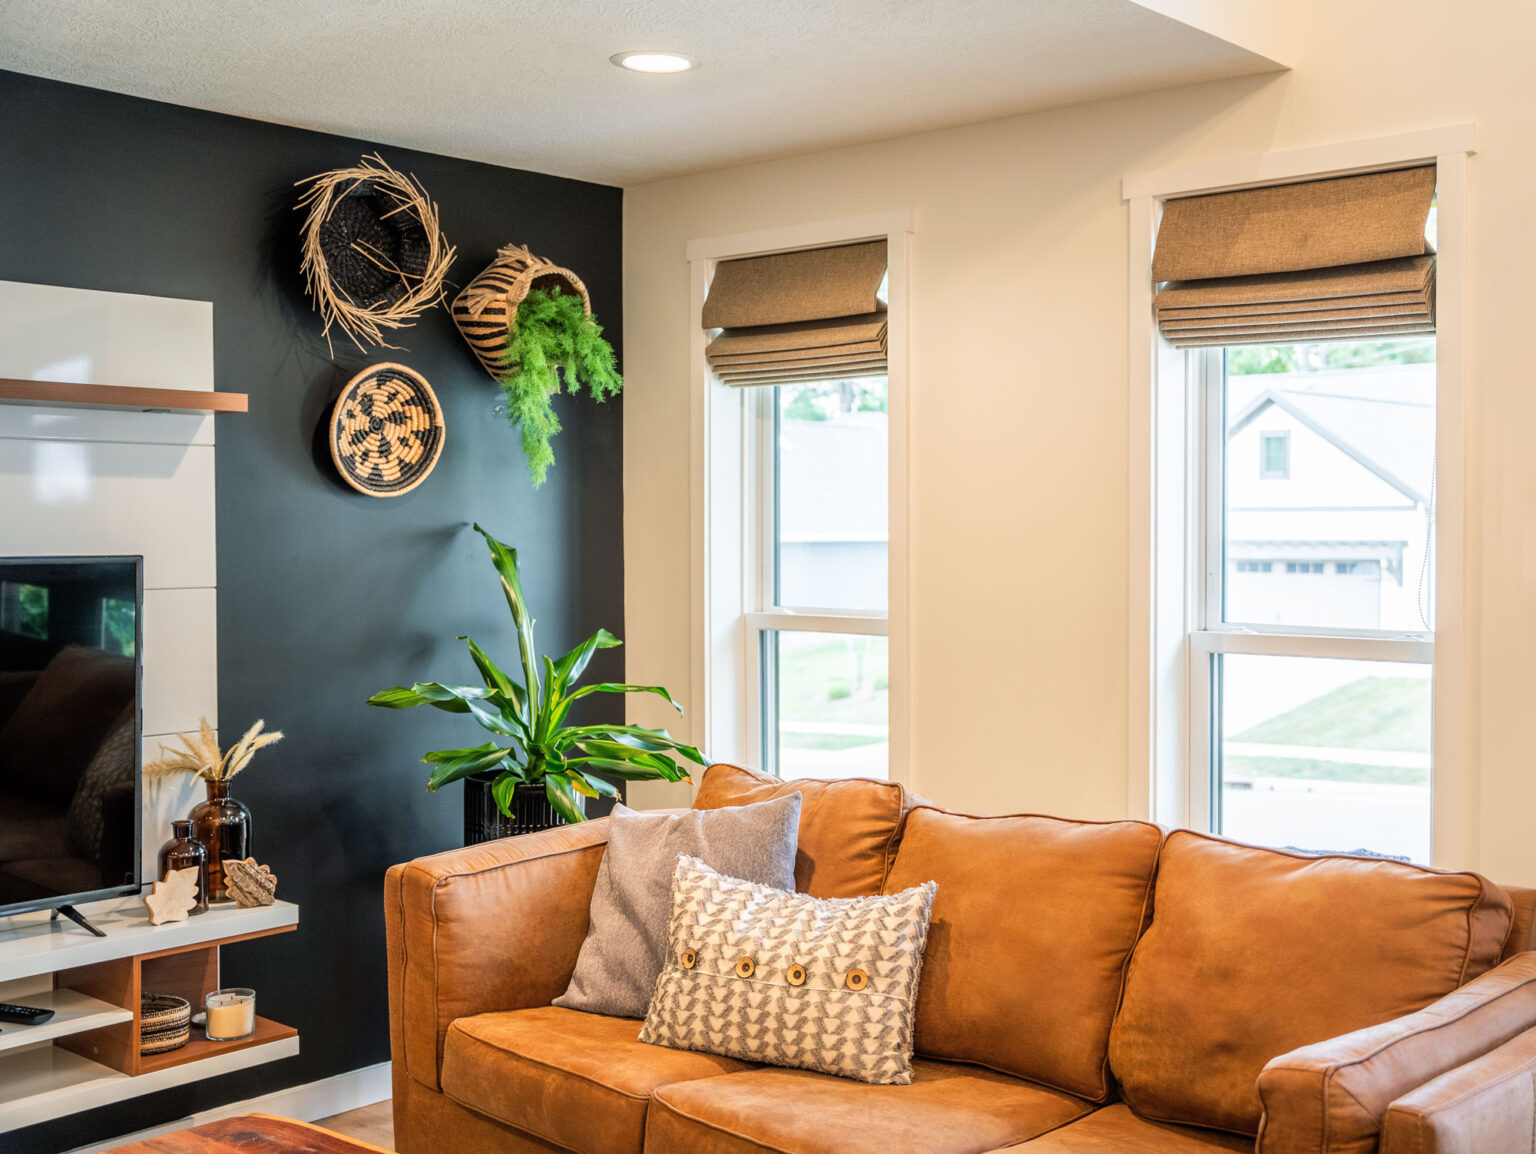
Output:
top-left (1417, 458), bottom-right (1436, 632)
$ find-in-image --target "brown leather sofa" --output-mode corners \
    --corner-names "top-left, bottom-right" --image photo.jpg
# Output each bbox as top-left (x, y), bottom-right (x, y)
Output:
top-left (385, 764), bottom-right (1536, 1154)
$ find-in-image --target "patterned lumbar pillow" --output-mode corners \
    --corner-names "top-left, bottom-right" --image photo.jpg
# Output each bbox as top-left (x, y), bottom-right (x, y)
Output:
top-left (640, 855), bottom-right (938, 1085)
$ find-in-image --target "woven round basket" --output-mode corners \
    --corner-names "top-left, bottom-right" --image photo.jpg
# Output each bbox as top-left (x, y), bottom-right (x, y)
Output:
top-left (451, 244), bottom-right (590, 382)
top-left (140, 993), bottom-right (191, 1055)
top-left (296, 153), bottom-right (456, 352)
top-left (330, 363), bottom-right (445, 498)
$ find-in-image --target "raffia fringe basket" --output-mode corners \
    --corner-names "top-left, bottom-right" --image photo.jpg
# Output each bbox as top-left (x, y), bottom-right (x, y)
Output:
top-left (451, 244), bottom-right (590, 382)
top-left (295, 153), bottom-right (456, 353)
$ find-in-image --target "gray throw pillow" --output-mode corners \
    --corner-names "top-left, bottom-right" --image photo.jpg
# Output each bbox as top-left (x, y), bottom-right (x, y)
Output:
top-left (554, 795), bottom-right (801, 1018)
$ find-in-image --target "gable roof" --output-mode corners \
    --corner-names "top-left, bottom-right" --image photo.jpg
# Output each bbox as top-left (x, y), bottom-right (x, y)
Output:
top-left (1227, 365), bottom-right (1434, 504)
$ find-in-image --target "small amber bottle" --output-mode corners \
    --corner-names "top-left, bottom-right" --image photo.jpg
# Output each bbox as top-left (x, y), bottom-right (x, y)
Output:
top-left (158, 819), bottom-right (209, 915)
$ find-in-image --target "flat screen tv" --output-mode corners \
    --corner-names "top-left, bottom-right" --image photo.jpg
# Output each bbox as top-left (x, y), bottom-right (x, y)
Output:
top-left (0, 556), bottom-right (142, 932)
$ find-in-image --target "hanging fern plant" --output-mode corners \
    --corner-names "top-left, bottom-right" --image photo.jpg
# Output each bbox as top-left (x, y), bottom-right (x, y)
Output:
top-left (499, 286), bottom-right (623, 486)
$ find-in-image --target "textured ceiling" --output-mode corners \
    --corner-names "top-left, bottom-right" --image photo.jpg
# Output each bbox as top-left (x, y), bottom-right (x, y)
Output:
top-left (0, 0), bottom-right (1283, 186)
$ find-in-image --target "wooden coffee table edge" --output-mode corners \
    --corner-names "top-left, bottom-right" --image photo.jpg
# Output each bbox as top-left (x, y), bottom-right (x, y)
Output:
top-left (104, 1112), bottom-right (393, 1153)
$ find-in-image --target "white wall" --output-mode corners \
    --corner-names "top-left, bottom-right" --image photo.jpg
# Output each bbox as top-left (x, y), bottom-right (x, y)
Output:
top-left (0, 281), bottom-right (217, 884)
top-left (622, 0), bottom-right (1536, 884)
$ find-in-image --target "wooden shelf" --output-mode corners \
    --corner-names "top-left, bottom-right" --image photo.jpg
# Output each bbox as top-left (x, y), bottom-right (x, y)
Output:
top-left (138, 1015), bottom-right (296, 1073)
top-left (0, 377), bottom-right (247, 413)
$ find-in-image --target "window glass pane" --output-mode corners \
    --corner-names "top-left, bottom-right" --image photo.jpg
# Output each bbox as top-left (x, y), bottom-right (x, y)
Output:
top-left (0, 582), bottom-right (48, 639)
top-left (775, 378), bottom-right (888, 611)
top-left (101, 597), bottom-right (137, 657)
top-left (766, 630), bottom-right (887, 781)
top-left (1215, 654), bottom-right (1431, 862)
top-left (1223, 338), bottom-right (1435, 632)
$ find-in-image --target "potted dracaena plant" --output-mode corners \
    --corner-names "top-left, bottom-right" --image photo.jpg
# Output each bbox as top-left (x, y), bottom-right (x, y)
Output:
top-left (367, 524), bottom-right (704, 840)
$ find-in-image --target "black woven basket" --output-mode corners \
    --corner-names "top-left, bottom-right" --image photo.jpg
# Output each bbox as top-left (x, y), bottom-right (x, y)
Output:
top-left (464, 775), bottom-right (583, 845)
top-left (319, 180), bottom-right (430, 310)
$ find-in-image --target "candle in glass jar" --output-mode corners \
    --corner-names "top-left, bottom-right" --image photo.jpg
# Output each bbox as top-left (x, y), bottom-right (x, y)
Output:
top-left (205, 988), bottom-right (256, 1041)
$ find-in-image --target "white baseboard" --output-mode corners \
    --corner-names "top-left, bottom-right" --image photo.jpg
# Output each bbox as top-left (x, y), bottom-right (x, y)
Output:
top-left (64, 1061), bottom-right (392, 1154)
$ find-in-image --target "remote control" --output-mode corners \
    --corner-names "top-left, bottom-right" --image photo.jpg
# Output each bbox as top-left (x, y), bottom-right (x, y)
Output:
top-left (0, 1003), bottom-right (54, 1025)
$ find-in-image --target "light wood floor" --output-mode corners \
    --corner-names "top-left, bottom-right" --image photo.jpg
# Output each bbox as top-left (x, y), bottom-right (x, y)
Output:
top-left (315, 1100), bottom-right (394, 1150)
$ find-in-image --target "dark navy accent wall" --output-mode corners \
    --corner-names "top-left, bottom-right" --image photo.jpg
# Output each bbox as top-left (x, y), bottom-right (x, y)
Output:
top-left (0, 69), bottom-right (623, 1152)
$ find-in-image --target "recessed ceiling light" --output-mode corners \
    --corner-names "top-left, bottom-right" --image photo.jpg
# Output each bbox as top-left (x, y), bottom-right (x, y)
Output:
top-left (611, 51), bottom-right (694, 74)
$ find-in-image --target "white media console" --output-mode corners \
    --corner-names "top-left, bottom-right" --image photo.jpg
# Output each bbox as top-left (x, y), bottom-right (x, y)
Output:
top-left (0, 896), bottom-right (299, 1133)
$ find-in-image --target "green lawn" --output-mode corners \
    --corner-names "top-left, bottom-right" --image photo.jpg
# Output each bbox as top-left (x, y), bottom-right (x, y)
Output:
top-left (778, 635), bottom-right (888, 728)
top-left (781, 732), bottom-right (886, 751)
top-left (1232, 676), bottom-right (1430, 752)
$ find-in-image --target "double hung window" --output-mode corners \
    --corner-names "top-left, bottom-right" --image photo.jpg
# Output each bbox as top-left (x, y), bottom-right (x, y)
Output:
top-left (694, 224), bottom-right (905, 783)
top-left (1144, 161), bottom-right (1444, 862)
top-left (750, 378), bottom-right (889, 780)
top-left (1195, 336), bottom-right (1436, 861)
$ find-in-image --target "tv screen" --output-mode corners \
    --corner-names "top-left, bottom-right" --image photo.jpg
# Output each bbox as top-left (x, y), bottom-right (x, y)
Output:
top-left (0, 556), bottom-right (142, 917)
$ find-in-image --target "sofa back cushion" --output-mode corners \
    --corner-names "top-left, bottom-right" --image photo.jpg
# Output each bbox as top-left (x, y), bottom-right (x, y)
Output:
top-left (692, 762), bottom-right (906, 897)
top-left (1503, 884), bottom-right (1536, 958)
top-left (1108, 831), bottom-right (1513, 1137)
top-left (882, 806), bottom-right (1164, 1101)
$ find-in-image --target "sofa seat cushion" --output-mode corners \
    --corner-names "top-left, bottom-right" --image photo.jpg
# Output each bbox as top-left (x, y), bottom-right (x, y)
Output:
top-left (884, 806), bottom-right (1163, 1101)
top-left (1108, 831), bottom-right (1513, 1138)
top-left (440, 1006), bottom-right (755, 1154)
top-left (693, 762), bottom-right (907, 897)
top-left (645, 1059), bottom-right (1094, 1154)
top-left (1001, 1104), bottom-right (1252, 1152)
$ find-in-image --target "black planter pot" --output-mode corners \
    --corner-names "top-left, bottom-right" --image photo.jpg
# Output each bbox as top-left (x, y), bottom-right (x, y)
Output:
top-left (463, 773), bottom-right (582, 845)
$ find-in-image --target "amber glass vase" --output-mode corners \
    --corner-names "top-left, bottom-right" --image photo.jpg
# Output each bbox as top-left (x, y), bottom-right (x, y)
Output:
top-left (189, 780), bottom-right (252, 903)
top-left (157, 818), bottom-right (208, 915)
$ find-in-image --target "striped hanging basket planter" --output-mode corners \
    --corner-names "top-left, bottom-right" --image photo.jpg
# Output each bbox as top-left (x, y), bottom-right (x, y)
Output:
top-left (451, 245), bottom-right (590, 382)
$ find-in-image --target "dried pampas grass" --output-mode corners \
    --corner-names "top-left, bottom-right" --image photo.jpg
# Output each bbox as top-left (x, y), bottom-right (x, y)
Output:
top-left (144, 718), bottom-right (284, 783)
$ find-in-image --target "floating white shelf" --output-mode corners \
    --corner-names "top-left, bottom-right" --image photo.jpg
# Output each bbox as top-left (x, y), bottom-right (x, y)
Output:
top-left (0, 897), bottom-right (298, 984)
top-left (0, 990), bottom-right (133, 1056)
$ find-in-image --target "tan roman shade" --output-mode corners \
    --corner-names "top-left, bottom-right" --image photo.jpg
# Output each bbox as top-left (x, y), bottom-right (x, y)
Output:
top-left (1153, 166), bottom-right (1436, 348)
top-left (704, 241), bottom-right (887, 386)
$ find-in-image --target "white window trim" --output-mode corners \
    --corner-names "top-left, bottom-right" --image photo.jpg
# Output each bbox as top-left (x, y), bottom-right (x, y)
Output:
top-left (1124, 125), bottom-right (1476, 867)
top-left (686, 211), bottom-right (914, 788)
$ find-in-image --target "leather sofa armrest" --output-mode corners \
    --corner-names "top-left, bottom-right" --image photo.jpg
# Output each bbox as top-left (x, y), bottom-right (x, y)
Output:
top-left (385, 818), bottom-right (612, 1091)
top-left (1381, 1024), bottom-right (1536, 1154)
top-left (1256, 951), bottom-right (1536, 1154)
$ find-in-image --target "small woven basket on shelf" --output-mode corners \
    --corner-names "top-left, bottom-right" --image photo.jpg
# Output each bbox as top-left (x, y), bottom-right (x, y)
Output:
top-left (451, 244), bottom-right (590, 381)
top-left (140, 993), bottom-right (191, 1055)
top-left (295, 153), bottom-right (456, 352)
